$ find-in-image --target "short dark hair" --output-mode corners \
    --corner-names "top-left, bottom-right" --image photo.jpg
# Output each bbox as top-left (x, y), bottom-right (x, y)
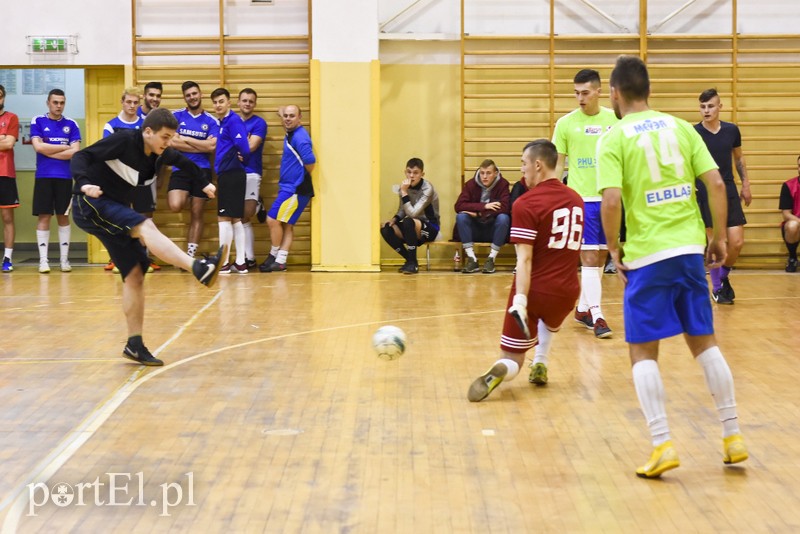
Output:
top-left (574, 69), bottom-right (601, 85)
top-left (479, 159), bottom-right (498, 172)
top-left (609, 55), bottom-right (650, 101)
top-left (523, 139), bottom-right (558, 170)
top-left (239, 87), bottom-right (257, 99)
top-left (48, 88), bottom-right (65, 100)
top-left (0, 84), bottom-right (5, 98)
top-left (210, 87), bottom-right (230, 100)
top-left (144, 81), bottom-right (163, 93)
top-left (181, 81), bottom-right (200, 94)
top-left (406, 157), bottom-right (424, 171)
top-left (142, 107), bottom-right (178, 132)
top-left (699, 88), bottom-right (719, 103)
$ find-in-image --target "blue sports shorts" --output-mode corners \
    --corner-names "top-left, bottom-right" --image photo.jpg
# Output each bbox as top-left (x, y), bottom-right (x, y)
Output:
top-left (581, 200), bottom-right (607, 250)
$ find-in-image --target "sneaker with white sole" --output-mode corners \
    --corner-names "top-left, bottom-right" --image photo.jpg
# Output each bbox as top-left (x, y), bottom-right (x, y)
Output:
top-left (2, 257), bottom-right (12, 273)
top-left (60, 260), bottom-right (72, 272)
top-left (39, 259), bottom-right (50, 273)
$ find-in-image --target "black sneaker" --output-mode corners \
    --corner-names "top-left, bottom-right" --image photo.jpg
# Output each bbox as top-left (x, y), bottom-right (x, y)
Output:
top-left (245, 258), bottom-right (258, 271)
top-left (256, 196), bottom-right (268, 223)
top-left (192, 245), bottom-right (226, 287)
top-left (462, 258), bottom-right (480, 273)
top-left (400, 261), bottom-right (419, 274)
top-left (787, 258), bottom-right (798, 273)
top-left (258, 254), bottom-right (276, 272)
top-left (122, 343), bottom-right (164, 366)
top-left (264, 261), bottom-right (287, 272)
top-left (482, 257), bottom-right (496, 274)
top-left (721, 277), bottom-right (735, 301)
top-left (712, 288), bottom-right (733, 305)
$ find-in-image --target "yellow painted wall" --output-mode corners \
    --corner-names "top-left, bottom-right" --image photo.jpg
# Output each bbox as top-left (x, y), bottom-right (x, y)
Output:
top-left (314, 60), bottom-right (379, 271)
top-left (379, 63), bottom-right (461, 267)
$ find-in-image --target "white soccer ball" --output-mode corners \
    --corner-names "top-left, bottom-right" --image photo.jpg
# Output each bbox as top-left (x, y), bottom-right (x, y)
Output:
top-left (372, 325), bottom-right (407, 361)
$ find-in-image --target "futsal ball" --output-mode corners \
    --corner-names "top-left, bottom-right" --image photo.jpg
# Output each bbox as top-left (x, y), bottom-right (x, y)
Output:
top-left (372, 325), bottom-right (407, 361)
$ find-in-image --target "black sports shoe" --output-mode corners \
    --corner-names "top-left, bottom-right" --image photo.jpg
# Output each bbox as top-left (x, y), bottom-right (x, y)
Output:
top-left (256, 196), bottom-right (268, 223)
top-left (721, 277), bottom-right (735, 301)
top-left (192, 245), bottom-right (226, 287)
top-left (787, 258), bottom-right (798, 273)
top-left (258, 254), bottom-right (276, 272)
top-left (264, 262), bottom-right (287, 272)
top-left (122, 343), bottom-right (164, 366)
top-left (245, 258), bottom-right (258, 271)
top-left (400, 261), bottom-right (419, 274)
top-left (712, 288), bottom-right (733, 305)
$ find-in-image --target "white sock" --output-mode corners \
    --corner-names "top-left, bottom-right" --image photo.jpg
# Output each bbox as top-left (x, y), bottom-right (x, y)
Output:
top-left (187, 243), bottom-right (198, 258)
top-left (4, 248), bottom-right (12, 261)
top-left (489, 248), bottom-right (499, 259)
top-left (58, 225), bottom-right (71, 262)
top-left (533, 320), bottom-right (553, 366)
top-left (497, 358), bottom-right (520, 381)
top-left (581, 266), bottom-right (604, 321)
top-left (632, 360), bottom-right (671, 446)
top-left (465, 246), bottom-right (477, 261)
top-left (37, 229), bottom-right (50, 261)
top-left (243, 222), bottom-right (254, 260)
top-left (269, 245), bottom-right (279, 258)
top-left (218, 222), bottom-right (232, 264)
top-left (276, 249), bottom-right (288, 264)
top-left (696, 346), bottom-right (740, 438)
top-left (233, 221), bottom-right (246, 265)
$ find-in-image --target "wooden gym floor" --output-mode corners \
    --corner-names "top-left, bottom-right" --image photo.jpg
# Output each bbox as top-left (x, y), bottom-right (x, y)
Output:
top-left (1, 266), bottom-right (799, 533)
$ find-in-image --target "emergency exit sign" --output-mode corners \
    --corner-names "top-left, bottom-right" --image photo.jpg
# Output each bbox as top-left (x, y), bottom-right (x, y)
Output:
top-left (32, 38), bottom-right (67, 52)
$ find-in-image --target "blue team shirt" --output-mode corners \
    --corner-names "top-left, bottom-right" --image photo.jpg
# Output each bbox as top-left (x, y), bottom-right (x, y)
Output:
top-left (214, 111), bottom-right (251, 174)
top-left (103, 114), bottom-right (144, 137)
top-left (172, 108), bottom-right (218, 170)
top-left (136, 106), bottom-right (148, 120)
top-left (30, 114), bottom-right (82, 179)
top-left (279, 125), bottom-right (315, 193)
top-left (241, 114), bottom-right (267, 175)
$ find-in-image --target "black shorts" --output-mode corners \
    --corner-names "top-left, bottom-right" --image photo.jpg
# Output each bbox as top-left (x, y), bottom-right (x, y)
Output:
top-left (217, 169), bottom-right (246, 218)
top-left (33, 178), bottom-right (72, 216)
top-left (168, 168), bottom-right (212, 199)
top-left (0, 176), bottom-right (20, 208)
top-left (131, 183), bottom-right (156, 214)
top-left (696, 180), bottom-right (747, 228)
top-left (71, 194), bottom-right (149, 279)
top-left (418, 219), bottom-right (440, 244)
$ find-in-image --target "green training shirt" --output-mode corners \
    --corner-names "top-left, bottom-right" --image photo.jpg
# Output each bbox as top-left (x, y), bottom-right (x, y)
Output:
top-left (552, 106), bottom-right (618, 200)
top-left (596, 109), bottom-right (718, 269)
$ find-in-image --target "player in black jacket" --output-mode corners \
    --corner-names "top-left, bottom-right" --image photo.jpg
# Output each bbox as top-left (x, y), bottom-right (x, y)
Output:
top-left (70, 107), bottom-right (227, 366)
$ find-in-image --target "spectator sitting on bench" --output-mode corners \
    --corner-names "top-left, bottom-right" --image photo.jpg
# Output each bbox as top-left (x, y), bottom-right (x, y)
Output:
top-left (454, 159), bottom-right (511, 274)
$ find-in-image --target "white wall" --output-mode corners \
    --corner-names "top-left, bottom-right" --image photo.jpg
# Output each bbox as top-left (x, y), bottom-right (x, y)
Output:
top-left (3, 0), bottom-right (131, 66)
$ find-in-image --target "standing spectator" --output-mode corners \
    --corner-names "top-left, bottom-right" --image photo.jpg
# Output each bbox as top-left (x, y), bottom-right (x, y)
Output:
top-left (467, 140), bottom-right (583, 401)
top-left (210, 88), bottom-right (250, 274)
top-left (598, 55), bottom-right (747, 478)
top-left (259, 105), bottom-right (315, 272)
top-left (552, 69), bottom-right (618, 339)
top-left (779, 156), bottom-right (800, 272)
top-left (167, 81), bottom-right (218, 259)
top-left (379, 157), bottom-right (440, 275)
top-left (30, 89), bottom-right (81, 273)
top-left (137, 81), bottom-right (162, 119)
top-left (0, 85), bottom-right (19, 272)
top-left (237, 88), bottom-right (267, 270)
top-left (695, 88), bottom-right (751, 304)
top-left (454, 159), bottom-right (510, 274)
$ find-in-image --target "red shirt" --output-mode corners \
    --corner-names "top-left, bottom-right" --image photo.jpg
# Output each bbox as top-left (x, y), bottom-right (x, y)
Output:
top-left (510, 179), bottom-right (584, 298)
top-left (0, 111), bottom-right (19, 178)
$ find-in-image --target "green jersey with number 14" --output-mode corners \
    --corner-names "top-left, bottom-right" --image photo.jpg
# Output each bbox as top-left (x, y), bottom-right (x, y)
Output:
top-left (596, 110), bottom-right (718, 269)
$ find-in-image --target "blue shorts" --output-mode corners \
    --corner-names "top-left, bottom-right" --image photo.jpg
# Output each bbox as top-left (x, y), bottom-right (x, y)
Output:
top-left (582, 201), bottom-right (607, 250)
top-left (624, 254), bottom-right (714, 343)
top-left (268, 190), bottom-right (311, 225)
top-left (71, 194), bottom-right (150, 279)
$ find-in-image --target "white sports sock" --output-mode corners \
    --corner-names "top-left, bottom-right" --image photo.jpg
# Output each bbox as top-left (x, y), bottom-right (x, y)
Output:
top-left (581, 266), bottom-right (603, 321)
top-left (4, 248), bottom-right (12, 261)
top-left (218, 222), bottom-right (232, 264)
top-left (533, 320), bottom-right (553, 366)
top-left (465, 246), bottom-right (477, 261)
top-left (233, 221), bottom-right (246, 265)
top-left (632, 359), bottom-right (671, 446)
top-left (243, 222), bottom-right (254, 260)
top-left (497, 358), bottom-right (520, 381)
top-left (489, 248), bottom-right (499, 259)
top-left (696, 346), bottom-right (740, 438)
top-left (58, 225), bottom-right (71, 262)
top-left (276, 249), bottom-right (288, 264)
top-left (187, 243), bottom-right (198, 258)
top-left (269, 245), bottom-right (279, 258)
top-left (37, 229), bottom-right (50, 261)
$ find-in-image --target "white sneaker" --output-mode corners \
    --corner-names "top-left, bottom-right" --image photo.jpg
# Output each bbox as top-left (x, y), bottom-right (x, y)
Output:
top-left (60, 260), bottom-right (72, 272)
top-left (39, 259), bottom-right (50, 273)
